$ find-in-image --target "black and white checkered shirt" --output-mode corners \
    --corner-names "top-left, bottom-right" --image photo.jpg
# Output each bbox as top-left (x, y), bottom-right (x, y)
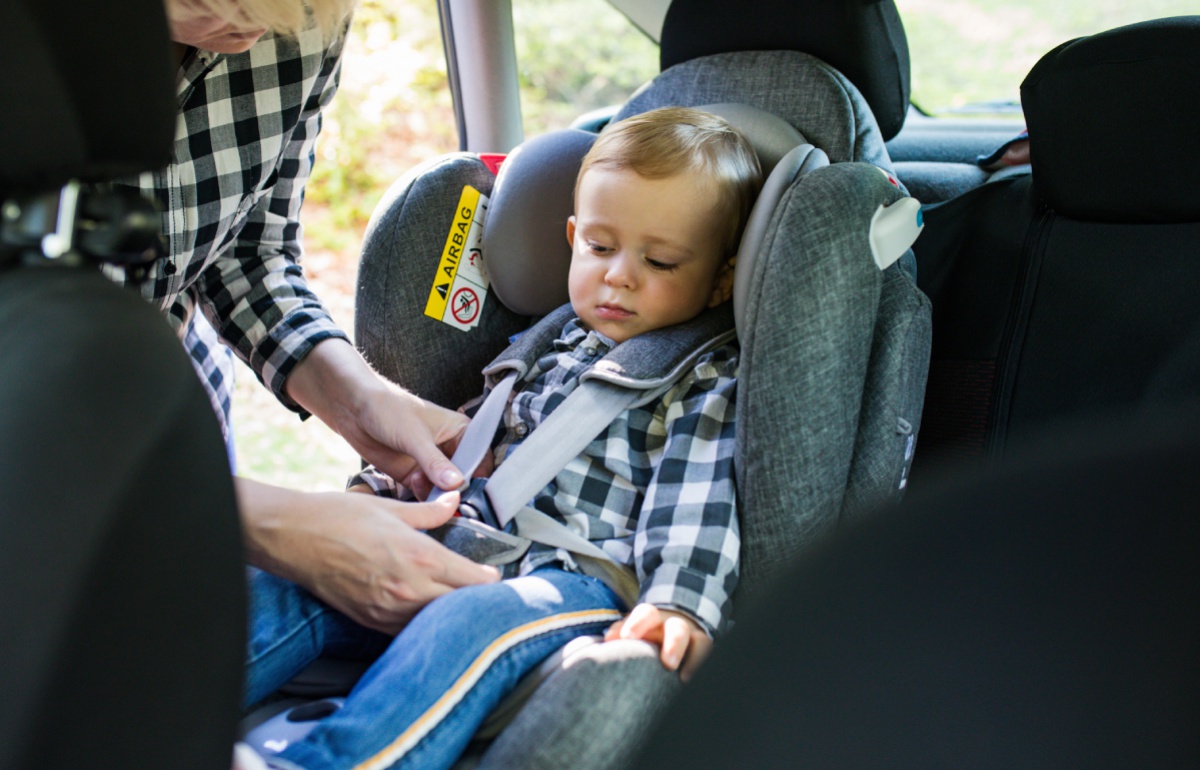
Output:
top-left (106, 23), bottom-right (349, 436)
top-left (357, 318), bottom-right (741, 635)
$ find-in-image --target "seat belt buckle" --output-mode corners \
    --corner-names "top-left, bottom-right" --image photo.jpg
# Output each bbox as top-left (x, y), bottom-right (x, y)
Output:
top-left (457, 476), bottom-right (502, 529)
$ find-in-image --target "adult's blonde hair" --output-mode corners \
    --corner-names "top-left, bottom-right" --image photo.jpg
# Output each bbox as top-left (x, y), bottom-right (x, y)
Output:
top-left (166, 0), bottom-right (356, 41)
top-left (577, 107), bottom-right (764, 257)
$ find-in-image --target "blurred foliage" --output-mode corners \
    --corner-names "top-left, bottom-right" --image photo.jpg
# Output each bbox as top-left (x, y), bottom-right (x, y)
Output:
top-left (897, 0), bottom-right (1197, 114)
top-left (513, 0), bottom-right (659, 135)
top-left (304, 0), bottom-right (457, 253)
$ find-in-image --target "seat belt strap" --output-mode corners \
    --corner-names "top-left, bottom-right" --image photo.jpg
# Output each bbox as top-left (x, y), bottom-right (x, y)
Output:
top-left (485, 378), bottom-right (651, 529)
top-left (427, 370), bottom-right (519, 498)
top-left (512, 505), bottom-right (640, 609)
top-left (429, 363), bottom-right (671, 607)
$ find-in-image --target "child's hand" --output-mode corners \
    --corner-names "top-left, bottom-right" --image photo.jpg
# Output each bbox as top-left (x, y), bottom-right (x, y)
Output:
top-left (604, 603), bottom-right (712, 682)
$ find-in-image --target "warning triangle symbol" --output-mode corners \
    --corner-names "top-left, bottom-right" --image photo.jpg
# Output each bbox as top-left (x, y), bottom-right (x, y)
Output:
top-left (435, 283), bottom-right (449, 300)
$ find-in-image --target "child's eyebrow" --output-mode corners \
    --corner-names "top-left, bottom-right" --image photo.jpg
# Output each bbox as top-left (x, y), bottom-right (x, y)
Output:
top-left (642, 236), bottom-right (697, 257)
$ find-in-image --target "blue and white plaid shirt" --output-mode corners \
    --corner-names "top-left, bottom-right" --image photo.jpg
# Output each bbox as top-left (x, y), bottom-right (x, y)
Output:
top-left (357, 318), bottom-right (741, 635)
top-left (106, 24), bottom-right (349, 436)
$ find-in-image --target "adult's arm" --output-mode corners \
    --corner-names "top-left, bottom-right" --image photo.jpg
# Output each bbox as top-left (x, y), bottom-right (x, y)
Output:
top-left (284, 337), bottom-right (468, 492)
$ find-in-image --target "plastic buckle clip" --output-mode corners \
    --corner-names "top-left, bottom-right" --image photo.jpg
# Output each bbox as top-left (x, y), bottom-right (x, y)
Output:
top-left (457, 476), bottom-right (501, 529)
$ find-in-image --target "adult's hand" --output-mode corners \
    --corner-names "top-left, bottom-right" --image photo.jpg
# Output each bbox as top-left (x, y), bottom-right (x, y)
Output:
top-left (286, 338), bottom-right (468, 493)
top-left (238, 478), bottom-right (500, 634)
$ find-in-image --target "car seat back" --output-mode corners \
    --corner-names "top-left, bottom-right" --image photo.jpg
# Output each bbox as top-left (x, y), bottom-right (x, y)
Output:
top-left (911, 16), bottom-right (1200, 477)
top-left (0, 0), bottom-right (172, 195)
top-left (0, 1), bottom-right (243, 768)
top-left (657, 0), bottom-right (911, 143)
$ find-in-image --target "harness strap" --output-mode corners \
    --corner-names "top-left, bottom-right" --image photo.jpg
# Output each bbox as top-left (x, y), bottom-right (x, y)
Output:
top-left (431, 307), bottom-right (734, 605)
top-left (429, 370), bottom-right (649, 605)
top-left (512, 506), bottom-right (640, 609)
top-left (428, 370), bottom-right (519, 499)
top-left (486, 379), bottom-right (649, 529)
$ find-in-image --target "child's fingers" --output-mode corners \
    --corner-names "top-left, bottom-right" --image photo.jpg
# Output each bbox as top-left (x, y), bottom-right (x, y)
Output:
top-left (618, 603), bottom-right (665, 642)
top-left (678, 633), bottom-right (713, 684)
top-left (603, 618), bottom-right (625, 642)
top-left (659, 615), bottom-right (692, 671)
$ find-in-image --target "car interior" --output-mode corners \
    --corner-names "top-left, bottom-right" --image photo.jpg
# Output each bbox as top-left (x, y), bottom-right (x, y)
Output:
top-left (2, 0), bottom-right (1197, 767)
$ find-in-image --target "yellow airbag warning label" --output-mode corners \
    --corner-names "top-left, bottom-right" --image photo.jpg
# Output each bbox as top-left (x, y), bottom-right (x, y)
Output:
top-left (425, 186), bottom-right (490, 331)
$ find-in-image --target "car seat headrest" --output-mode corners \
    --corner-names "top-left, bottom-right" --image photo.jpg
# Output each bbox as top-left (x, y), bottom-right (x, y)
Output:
top-left (1021, 16), bottom-right (1200, 223)
top-left (615, 50), bottom-right (895, 172)
top-left (484, 104), bottom-right (807, 317)
top-left (658, 0), bottom-right (910, 142)
top-left (0, 0), bottom-right (174, 194)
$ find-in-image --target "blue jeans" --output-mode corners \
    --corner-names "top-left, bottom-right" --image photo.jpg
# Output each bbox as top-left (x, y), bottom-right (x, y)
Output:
top-left (244, 569), bottom-right (391, 709)
top-left (246, 567), bottom-right (623, 770)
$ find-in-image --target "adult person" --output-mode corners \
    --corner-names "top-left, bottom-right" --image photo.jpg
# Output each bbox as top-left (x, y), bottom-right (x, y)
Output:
top-left (112, 0), bottom-right (499, 635)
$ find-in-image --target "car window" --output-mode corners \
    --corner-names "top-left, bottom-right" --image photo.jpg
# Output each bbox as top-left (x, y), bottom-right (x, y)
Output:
top-left (896, 0), bottom-right (1197, 116)
top-left (512, 0), bottom-right (659, 135)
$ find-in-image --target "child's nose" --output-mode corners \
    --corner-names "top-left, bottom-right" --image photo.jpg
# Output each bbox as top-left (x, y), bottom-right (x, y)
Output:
top-left (604, 254), bottom-right (636, 288)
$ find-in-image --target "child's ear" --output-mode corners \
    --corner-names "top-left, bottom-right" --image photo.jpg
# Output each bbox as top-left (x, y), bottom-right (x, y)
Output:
top-left (566, 217), bottom-right (576, 248)
top-left (708, 256), bottom-right (737, 307)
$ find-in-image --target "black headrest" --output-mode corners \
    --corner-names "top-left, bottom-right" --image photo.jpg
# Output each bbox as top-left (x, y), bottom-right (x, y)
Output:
top-left (484, 105), bottom-right (806, 316)
top-left (659, 0), bottom-right (911, 141)
top-left (1022, 16), bottom-right (1200, 223)
top-left (0, 0), bottom-right (175, 194)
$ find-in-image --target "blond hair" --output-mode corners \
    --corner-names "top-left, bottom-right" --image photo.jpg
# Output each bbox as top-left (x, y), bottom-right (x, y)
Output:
top-left (577, 107), bottom-right (764, 257)
top-left (167, 0), bottom-right (356, 41)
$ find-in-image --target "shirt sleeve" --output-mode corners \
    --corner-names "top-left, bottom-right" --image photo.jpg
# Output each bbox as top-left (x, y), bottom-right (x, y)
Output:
top-left (196, 26), bottom-right (349, 413)
top-left (634, 346), bottom-right (740, 636)
top-left (348, 465), bottom-right (403, 497)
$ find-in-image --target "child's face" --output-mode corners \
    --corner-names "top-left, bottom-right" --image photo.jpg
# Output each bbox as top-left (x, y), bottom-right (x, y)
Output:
top-left (567, 167), bottom-right (733, 344)
top-left (166, 1), bottom-right (268, 53)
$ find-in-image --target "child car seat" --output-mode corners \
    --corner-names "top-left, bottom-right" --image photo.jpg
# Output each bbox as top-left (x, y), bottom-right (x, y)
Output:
top-left (245, 4), bottom-right (932, 769)
top-left (0, 0), bottom-right (245, 767)
top-left (911, 16), bottom-right (1200, 479)
top-left (350, 83), bottom-right (926, 770)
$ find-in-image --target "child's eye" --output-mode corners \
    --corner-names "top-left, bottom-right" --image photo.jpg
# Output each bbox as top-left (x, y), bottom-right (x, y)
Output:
top-left (646, 258), bottom-right (678, 272)
top-left (587, 242), bottom-right (612, 255)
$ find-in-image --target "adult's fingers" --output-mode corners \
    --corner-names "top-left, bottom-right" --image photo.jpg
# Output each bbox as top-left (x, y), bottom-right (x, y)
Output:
top-left (406, 437), bottom-right (464, 493)
top-left (383, 492), bottom-right (459, 529)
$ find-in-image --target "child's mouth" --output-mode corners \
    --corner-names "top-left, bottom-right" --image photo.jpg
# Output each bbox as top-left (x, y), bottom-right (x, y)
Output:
top-left (595, 305), bottom-right (634, 320)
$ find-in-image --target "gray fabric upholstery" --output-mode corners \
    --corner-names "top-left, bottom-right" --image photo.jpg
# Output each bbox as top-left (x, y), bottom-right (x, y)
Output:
top-left (840, 265), bottom-right (933, 519)
top-left (469, 641), bottom-right (680, 770)
top-left (736, 162), bottom-right (930, 595)
top-left (355, 154), bottom-right (529, 410)
top-left (615, 50), bottom-right (895, 172)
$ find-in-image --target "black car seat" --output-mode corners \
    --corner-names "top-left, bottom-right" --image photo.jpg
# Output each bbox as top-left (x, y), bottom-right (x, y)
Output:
top-left (269, 3), bottom-right (929, 768)
top-left (0, 0), bottom-right (244, 767)
top-left (911, 16), bottom-right (1200, 479)
top-left (629, 404), bottom-right (1200, 769)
